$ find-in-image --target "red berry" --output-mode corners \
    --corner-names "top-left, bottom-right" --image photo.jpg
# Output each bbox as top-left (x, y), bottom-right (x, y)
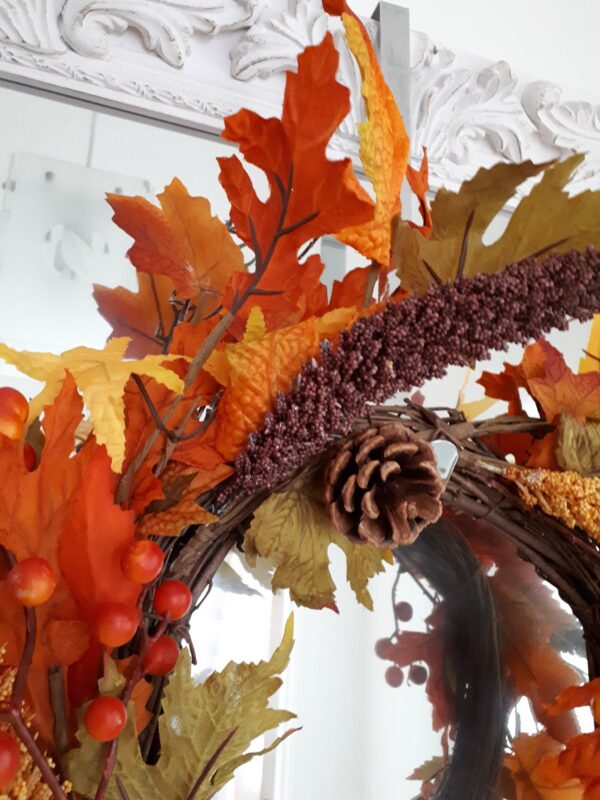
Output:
top-left (122, 540), bottom-right (165, 584)
top-left (374, 637), bottom-right (394, 660)
top-left (0, 409), bottom-right (23, 442)
top-left (143, 636), bottom-right (180, 676)
top-left (153, 581), bottom-right (192, 621)
top-left (96, 603), bottom-right (140, 648)
top-left (84, 696), bottom-right (127, 742)
top-left (0, 388), bottom-right (29, 423)
top-left (0, 731), bottom-right (20, 789)
top-left (408, 664), bottom-right (428, 685)
top-left (385, 666), bottom-right (404, 688)
top-left (6, 558), bottom-right (56, 607)
top-left (394, 601), bottom-right (413, 622)
top-left (23, 442), bottom-right (37, 471)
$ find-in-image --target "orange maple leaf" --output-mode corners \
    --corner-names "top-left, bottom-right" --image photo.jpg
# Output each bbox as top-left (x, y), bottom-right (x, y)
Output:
top-left (0, 375), bottom-right (141, 743)
top-left (93, 273), bottom-right (175, 358)
top-left (107, 179), bottom-right (245, 299)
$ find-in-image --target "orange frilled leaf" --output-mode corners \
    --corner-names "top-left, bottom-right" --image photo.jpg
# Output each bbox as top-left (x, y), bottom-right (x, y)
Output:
top-left (481, 340), bottom-right (600, 423)
top-left (136, 463), bottom-right (227, 538)
top-left (505, 733), bottom-right (585, 800)
top-left (107, 179), bottom-right (244, 298)
top-left (218, 34), bottom-right (373, 308)
top-left (325, 3), bottom-right (410, 268)
top-left (206, 306), bottom-right (357, 460)
top-left (538, 732), bottom-right (600, 789)
top-left (93, 273), bottom-right (175, 358)
top-left (546, 678), bottom-right (600, 725)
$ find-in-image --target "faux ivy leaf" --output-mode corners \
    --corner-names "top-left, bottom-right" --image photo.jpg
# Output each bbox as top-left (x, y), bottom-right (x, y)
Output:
top-left (557, 415), bottom-right (600, 474)
top-left (67, 618), bottom-right (296, 800)
top-left (244, 480), bottom-right (388, 610)
top-left (393, 155), bottom-right (600, 293)
top-left (0, 338), bottom-right (185, 471)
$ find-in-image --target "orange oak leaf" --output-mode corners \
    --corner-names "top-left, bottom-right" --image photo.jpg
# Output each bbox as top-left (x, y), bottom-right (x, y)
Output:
top-left (326, 2), bottom-right (410, 269)
top-left (505, 733), bottom-right (585, 800)
top-left (218, 33), bottom-right (373, 313)
top-left (205, 306), bottom-right (356, 460)
top-left (93, 273), bottom-right (175, 358)
top-left (107, 179), bottom-right (245, 299)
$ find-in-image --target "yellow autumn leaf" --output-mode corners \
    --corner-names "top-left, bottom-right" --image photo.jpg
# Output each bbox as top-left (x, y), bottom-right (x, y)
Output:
top-left (206, 307), bottom-right (356, 460)
top-left (580, 313), bottom-right (600, 373)
top-left (244, 479), bottom-right (388, 610)
top-left (0, 338), bottom-right (185, 472)
top-left (393, 155), bottom-right (600, 294)
top-left (66, 618), bottom-right (297, 800)
top-left (335, 12), bottom-right (410, 266)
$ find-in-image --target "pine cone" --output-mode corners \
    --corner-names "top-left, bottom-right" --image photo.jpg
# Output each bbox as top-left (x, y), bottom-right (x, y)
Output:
top-left (325, 423), bottom-right (444, 547)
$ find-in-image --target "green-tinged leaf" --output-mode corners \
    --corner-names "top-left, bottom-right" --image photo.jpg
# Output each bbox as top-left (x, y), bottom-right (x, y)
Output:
top-left (244, 480), bottom-right (388, 610)
top-left (557, 414), bottom-right (600, 474)
top-left (66, 618), bottom-right (296, 800)
top-left (393, 155), bottom-right (600, 294)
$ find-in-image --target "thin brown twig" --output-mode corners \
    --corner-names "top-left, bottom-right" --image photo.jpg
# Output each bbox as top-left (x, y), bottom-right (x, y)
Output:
top-left (184, 728), bottom-right (238, 800)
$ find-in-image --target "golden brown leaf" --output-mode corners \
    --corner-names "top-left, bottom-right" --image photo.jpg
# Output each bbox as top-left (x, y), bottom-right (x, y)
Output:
top-left (67, 619), bottom-right (296, 800)
top-left (556, 415), bottom-right (600, 474)
top-left (394, 156), bottom-right (600, 293)
top-left (244, 479), bottom-right (387, 609)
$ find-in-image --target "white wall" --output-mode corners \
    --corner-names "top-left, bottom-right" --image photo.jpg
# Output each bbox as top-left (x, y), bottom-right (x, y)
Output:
top-left (364, 0), bottom-right (600, 98)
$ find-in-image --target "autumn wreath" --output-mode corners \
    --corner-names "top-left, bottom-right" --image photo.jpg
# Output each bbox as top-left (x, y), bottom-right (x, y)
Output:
top-left (0, 1), bottom-right (598, 799)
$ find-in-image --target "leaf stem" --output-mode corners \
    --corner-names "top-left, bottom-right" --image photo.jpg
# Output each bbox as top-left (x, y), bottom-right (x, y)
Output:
top-left (184, 728), bottom-right (238, 800)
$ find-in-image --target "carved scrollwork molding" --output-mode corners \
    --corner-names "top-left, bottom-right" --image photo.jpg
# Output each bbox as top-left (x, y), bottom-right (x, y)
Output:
top-left (2, 0), bottom-right (600, 191)
top-left (0, 0), bottom-right (64, 53)
top-left (60, 0), bottom-right (265, 67)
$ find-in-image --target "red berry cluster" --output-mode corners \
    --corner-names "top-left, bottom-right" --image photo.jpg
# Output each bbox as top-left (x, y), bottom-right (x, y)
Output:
top-left (375, 601), bottom-right (429, 690)
top-left (84, 544), bottom-right (193, 742)
top-left (0, 387), bottom-right (37, 470)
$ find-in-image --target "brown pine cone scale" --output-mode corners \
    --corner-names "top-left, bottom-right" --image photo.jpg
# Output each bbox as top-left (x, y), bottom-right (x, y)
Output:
top-left (325, 422), bottom-right (444, 547)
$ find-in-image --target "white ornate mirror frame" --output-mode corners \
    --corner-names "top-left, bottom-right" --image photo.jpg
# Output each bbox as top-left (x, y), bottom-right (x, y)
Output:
top-left (2, 0), bottom-right (600, 194)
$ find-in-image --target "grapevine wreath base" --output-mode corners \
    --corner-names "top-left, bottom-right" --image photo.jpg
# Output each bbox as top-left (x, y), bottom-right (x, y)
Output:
top-left (0, 1), bottom-right (599, 799)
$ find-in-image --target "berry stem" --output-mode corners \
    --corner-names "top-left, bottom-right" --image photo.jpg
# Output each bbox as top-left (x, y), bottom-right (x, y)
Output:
top-left (0, 550), bottom-right (68, 800)
top-left (94, 613), bottom-right (172, 800)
